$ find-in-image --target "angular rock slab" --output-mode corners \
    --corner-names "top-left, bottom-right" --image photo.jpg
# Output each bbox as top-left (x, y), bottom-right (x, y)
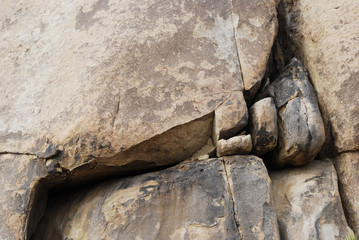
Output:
top-left (232, 0), bottom-right (278, 99)
top-left (223, 155), bottom-right (280, 240)
top-left (33, 156), bottom-right (279, 240)
top-left (0, 155), bottom-right (64, 240)
top-left (333, 152), bottom-right (359, 233)
top-left (278, 0), bottom-right (359, 154)
top-left (269, 58), bottom-right (325, 166)
top-left (213, 91), bottom-right (248, 143)
top-left (249, 97), bottom-right (277, 156)
top-left (0, 0), bottom-right (244, 172)
top-left (270, 159), bottom-right (352, 240)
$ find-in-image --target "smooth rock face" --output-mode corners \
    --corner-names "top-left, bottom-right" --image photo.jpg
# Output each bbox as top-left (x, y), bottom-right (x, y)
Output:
top-left (270, 159), bottom-right (352, 240)
top-left (249, 97), bottom-right (277, 156)
top-left (269, 58), bottom-right (325, 166)
top-left (217, 135), bottom-right (252, 157)
top-left (333, 152), bottom-right (359, 233)
top-left (213, 91), bottom-right (248, 143)
top-left (232, 0), bottom-right (278, 99)
top-left (278, 0), bottom-right (359, 154)
top-left (33, 156), bottom-right (279, 240)
top-left (1, 0), bottom-right (245, 173)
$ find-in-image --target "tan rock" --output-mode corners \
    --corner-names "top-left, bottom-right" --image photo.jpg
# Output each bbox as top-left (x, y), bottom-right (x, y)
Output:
top-left (270, 159), bottom-right (352, 240)
top-left (0, 155), bottom-right (65, 240)
top-left (249, 97), bottom-right (277, 156)
top-left (0, 0), bottom-right (244, 174)
top-left (269, 58), bottom-right (325, 167)
top-left (32, 156), bottom-right (279, 239)
top-left (333, 152), bottom-right (359, 233)
top-left (232, 0), bottom-right (278, 99)
top-left (278, 0), bottom-right (359, 154)
top-left (213, 91), bottom-right (248, 143)
top-left (216, 135), bottom-right (252, 157)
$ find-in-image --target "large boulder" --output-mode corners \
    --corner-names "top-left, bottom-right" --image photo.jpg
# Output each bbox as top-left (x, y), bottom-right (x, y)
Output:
top-left (32, 156), bottom-right (279, 240)
top-left (270, 159), bottom-right (352, 240)
top-left (333, 152), bottom-right (359, 233)
top-left (277, 0), bottom-right (359, 155)
top-left (269, 58), bottom-right (325, 167)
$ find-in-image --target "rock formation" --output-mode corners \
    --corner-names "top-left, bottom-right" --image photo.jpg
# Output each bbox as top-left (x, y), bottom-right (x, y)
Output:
top-left (0, 0), bottom-right (358, 239)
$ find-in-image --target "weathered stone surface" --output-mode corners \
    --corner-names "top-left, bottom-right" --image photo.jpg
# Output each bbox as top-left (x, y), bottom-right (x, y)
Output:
top-left (333, 152), bottom-right (359, 233)
top-left (223, 155), bottom-right (280, 240)
top-left (0, 155), bottom-right (65, 240)
top-left (213, 91), bottom-right (248, 143)
top-left (270, 159), bottom-right (352, 240)
top-left (232, 0), bottom-right (278, 99)
top-left (33, 156), bottom-right (279, 239)
top-left (0, 0), bottom-right (245, 174)
top-left (278, 0), bottom-right (359, 154)
top-left (269, 58), bottom-right (325, 166)
top-left (249, 97), bottom-right (277, 156)
top-left (217, 135), bottom-right (252, 157)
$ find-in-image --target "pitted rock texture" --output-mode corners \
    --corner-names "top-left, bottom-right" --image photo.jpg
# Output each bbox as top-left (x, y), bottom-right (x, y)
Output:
top-left (249, 97), bottom-right (277, 156)
top-left (270, 159), bottom-right (352, 240)
top-left (1, 0), bottom-right (249, 173)
top-left (32, 156), bottom-right (279, 240)
top-left (333, 152), bottom-right (359, 233)
top-left (269, 58), bottom-right (325, 167)
top-left (277, 0), bottom-right (359, 155)
top-left (232, 0), bottom-right (278, 100)
top-left (217, 135), bottom-right (252, 157)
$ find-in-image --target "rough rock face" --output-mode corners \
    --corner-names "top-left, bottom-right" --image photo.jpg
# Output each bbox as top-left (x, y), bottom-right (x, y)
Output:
top-left (249, 97), bottom-right (277, 156)
top-left (232, 0), bottom-right (278, 99)
top-left (278, 0), bottom-right (359, 155)
top-left (213, 91), bottom-right (248, 143)
top-left (333, 152), bottom-right (359, 232)
top-left (269, 58), bottom-right (325, 167)
top-left (33, 156), bottom-right (279, 240)
top-left (216, 135), bottom-right (252, 157)
top-left (1, 0), bottom-right (246, 174)
top-left (0, 155), bottom-right (64, 240)
top-left (270, 159), bottom-right (352, 240)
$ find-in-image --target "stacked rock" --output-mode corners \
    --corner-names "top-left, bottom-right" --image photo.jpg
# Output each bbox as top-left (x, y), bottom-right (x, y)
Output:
top-left (214, 58), bottom-right (325, 168)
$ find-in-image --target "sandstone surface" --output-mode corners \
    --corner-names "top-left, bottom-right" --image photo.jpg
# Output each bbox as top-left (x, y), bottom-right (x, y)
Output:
top-left (270, 159), bottom-right (352, 240)
top-left (33, 156), bottom-right (279, 240)
top-left (277, 0), bottom-right (359, 155)
top-left (249, 97), bottom-right (277, 156)
top-left (216, 135), bottom-right (252, 157)
top-left (1, 0), bottom-right (247, 174)
top-left (232, 0), bottom-right (278, 100)
top-left (333, 152), bottom-right (359, 233)
top-left (269, 58), bottom-right (325, 166)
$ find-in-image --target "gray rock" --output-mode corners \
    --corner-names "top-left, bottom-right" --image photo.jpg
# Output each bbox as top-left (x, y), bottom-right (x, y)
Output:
top-left (33, 156), bottom-right (279, 240)
top-left (217, 135), bottom-right (252, 157)
top-left (269, 58), bottom-right (325, 166)
top-left (249, 97), bottom-right (277, 156)
top-left (270, 159), bottom-right (352, 240)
